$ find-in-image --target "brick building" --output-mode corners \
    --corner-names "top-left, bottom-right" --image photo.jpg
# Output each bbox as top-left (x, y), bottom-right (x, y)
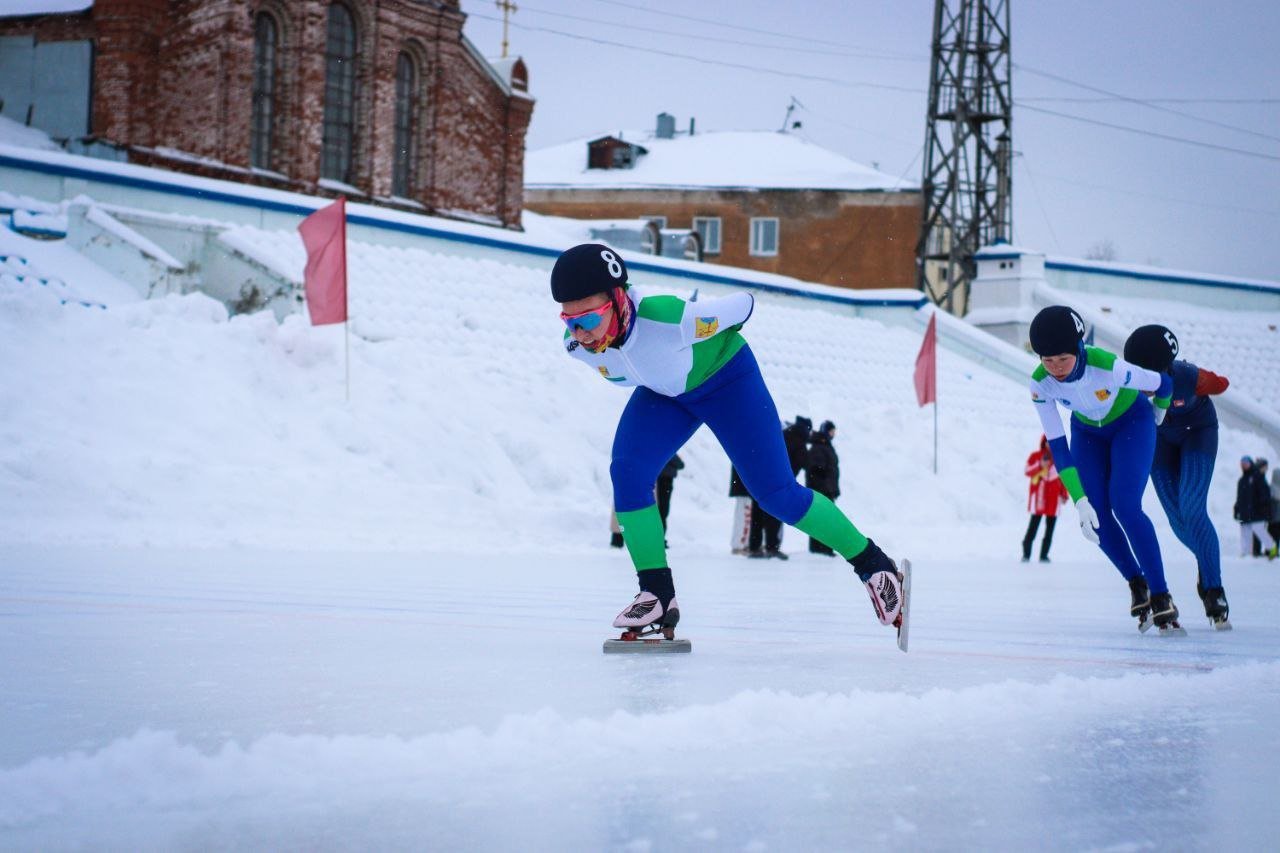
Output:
top-left (525, 116), bottom-right (921, 290)
top-left (0, 0), bottom-right (533, 228)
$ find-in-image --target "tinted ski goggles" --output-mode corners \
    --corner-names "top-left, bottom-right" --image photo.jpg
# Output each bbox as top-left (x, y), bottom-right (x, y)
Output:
top-left (560, 301), bottom-right (613, 332)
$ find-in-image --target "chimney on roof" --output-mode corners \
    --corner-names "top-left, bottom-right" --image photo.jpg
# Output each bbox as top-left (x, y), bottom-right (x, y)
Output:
top-left (656, 112), bottom-right (675, 139)
top-left (689, 117), bottom-right (695, 136)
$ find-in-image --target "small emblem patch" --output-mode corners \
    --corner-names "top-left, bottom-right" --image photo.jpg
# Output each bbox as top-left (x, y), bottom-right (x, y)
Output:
top-left (695, 316), bottom-right (719, 338)
top-left (1095, 389), bottom-right (1111, 401)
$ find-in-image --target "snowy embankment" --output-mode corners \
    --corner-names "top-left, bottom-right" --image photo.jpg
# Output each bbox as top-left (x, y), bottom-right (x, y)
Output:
top-left (1, 220), bottom-right (1268, 559)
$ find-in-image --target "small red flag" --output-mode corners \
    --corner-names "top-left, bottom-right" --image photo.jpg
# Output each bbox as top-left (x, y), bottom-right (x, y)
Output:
top-left (913, 312), bottom-right (937, 407)
top-left (297, 197), bottom-right (348, 325)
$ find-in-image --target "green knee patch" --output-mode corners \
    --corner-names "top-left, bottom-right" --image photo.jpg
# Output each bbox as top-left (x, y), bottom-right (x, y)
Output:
top-left (795, 492), bottom-right (868, 560)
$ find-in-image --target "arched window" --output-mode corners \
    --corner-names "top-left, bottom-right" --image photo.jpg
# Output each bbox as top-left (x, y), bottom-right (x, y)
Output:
top-left (250, 13), bottom-right (278, 170)
top-left (392, 51), bottom-right (419, 198)
top-left (321, 3), bottom-right (357, 183)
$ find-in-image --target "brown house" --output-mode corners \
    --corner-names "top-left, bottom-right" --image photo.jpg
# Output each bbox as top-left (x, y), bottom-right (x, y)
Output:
top-left (524, 116), bottom-right (921, 289)
top-left (0, 0), bottom-right (534, 228)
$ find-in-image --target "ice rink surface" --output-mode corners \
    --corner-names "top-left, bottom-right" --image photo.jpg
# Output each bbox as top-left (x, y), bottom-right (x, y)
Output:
top-left (3, 543), bottom-right (1277, 851)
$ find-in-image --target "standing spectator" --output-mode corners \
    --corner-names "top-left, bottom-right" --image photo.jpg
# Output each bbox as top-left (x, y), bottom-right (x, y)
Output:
top-left (747, 422), bottom-right (793, 560)
top-left (1124, 325), bottom-right (1233, 626)
top-left (1252, 458), bottom-right (1271, 556)
top-left (1234, 456), bottom-right (1277, 559)
top-left (1270, 465), bottom-right (1280, 548)
top-left (783, 416), bottom-right (812, 477)
top-left (1022, 435), bottom-right (1068, 563)
top-left (656, 454), bottom-right (684, 536)
top-left (728, 466), bottom-right (752, 555)
top-left (805, 421), bottom-right (841, 555)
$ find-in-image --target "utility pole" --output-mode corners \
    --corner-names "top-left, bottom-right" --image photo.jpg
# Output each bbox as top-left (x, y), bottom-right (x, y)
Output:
top-left (495, 0), bottom-right (518, 58)
top-left (916, 0), bottom-right (1012, 315)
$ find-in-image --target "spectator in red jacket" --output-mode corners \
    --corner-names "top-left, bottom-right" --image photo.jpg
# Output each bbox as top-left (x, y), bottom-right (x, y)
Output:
top-left (1023, 435), bottom-right (1069, 563)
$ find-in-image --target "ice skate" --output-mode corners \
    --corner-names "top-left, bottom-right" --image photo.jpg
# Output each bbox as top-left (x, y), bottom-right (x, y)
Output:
top-left (603, 591), bottom-right (690, 653)
top-left (850, 539), bottom-right (910, 652)
top-left (1149, 592), bottom-right (1186, 637)
top-left (1199, 586), bottom-right (1232, 631)
top-left (1129, 577), bottom-right (1153, 633)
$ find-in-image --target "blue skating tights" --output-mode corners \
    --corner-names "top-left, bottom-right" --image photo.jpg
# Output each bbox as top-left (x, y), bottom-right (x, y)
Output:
top-left (1148, 426), bottom-right (1222, 590)
top-left (1070, 398), bottom-right (1169, 594)
top-left (611, 345), bottom-right (813, 523)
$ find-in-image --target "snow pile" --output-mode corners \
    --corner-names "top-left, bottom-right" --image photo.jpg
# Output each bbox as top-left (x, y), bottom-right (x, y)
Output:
top-left (0, 113), bottom-right (62, 150)
top-left (1, 217), bottom-right (1270, 556)
top-left (2, 661), bottom-right (1277, 849)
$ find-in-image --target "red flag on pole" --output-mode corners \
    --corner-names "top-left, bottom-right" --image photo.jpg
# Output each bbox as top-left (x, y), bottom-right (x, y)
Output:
top-left (914, 312), bottom-right (937, 407)
top-left (297, 197), bottom-right (348, 326)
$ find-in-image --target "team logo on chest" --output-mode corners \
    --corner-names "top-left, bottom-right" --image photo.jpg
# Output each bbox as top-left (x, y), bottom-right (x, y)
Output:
top-left (598, 366), bottom-right (626, 382)
top-left (1095, 388), bottom-right (1112, 401)
top-left (695, 316), bottom-right (719, 339)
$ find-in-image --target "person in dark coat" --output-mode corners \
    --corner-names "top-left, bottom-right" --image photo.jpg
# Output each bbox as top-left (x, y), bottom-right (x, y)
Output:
top-left (783, 416), bottom-right (812, 476)
top-left (805, 421), bottom-right (841, 555)
top-left (1235, 456), bottom-right (1277, 558)
top-left (656, 454), bottom-right (684, 533)
top-left (748, 423), bottom-right (793, 559)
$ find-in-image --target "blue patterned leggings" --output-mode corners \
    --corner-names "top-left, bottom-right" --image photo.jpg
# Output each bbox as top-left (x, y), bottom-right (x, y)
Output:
top-left (1149, 425), bottom-right (1222, 591)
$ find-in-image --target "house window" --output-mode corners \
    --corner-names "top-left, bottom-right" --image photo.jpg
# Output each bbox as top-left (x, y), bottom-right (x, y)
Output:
top-left (392, 51), bottom-right (418, 197)
top-left (640, 215), bottom-right (667, 229)
top-left (692, 216), bottom-right (721, 255)
top-left (249, 13), bottom-right (278, 170)
top-left (750, 217), bottom-right (779, 257)
top-left (321, 3), bottom-right (358, 183)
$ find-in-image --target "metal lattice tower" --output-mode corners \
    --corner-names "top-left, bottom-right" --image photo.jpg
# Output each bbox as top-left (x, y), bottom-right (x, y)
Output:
top-left (916, 0), bottom-right (1012, 314)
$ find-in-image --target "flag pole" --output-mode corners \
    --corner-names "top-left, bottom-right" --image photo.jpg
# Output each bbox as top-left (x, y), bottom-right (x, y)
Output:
top-left (344, 321), bottom-right (351, 403)
top-left (933, 388), bottom-right (938, 474)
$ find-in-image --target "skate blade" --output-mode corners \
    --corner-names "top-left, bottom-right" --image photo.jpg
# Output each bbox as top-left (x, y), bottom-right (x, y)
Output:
top-left (1156, 622), bottom-right (1187, 637)
top-left (1137, 614), bottom-right (1154, 633)
top-left (603, 638), bottom-right (691, 654)
top-left (1211, 618), bottom-right (1233, 631)
top-left (896, 558), bottom-right (912, 654)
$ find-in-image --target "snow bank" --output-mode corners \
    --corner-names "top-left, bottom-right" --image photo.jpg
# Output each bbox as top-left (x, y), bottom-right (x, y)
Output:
top-left (3, 662), bottom-right (1277, 848)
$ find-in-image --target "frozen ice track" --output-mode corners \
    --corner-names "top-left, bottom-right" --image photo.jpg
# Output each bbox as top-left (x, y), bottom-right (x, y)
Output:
top-left (2, 544), bottom-right (1278, 850)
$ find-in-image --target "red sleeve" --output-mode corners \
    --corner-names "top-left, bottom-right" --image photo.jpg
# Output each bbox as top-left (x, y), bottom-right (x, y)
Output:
top-left (1195, 369), bottom-right (1229, 396)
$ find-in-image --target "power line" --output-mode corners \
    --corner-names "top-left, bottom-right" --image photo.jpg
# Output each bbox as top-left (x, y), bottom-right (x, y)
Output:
top-left (465, 11), bottom-right (925, 94)
top-left (514, 2), bottom-right (927, 62)
top-left (1016, 103), bottom-right (1280, 162)
top-left (579, 0), bottom-right (925, 60)
top-left (1015, 63), bottom-right (1280, 144)
top-left (1021, 96), bottom-right (1280, 105)
top-left (1018, 158), bottom-right (1280, 218)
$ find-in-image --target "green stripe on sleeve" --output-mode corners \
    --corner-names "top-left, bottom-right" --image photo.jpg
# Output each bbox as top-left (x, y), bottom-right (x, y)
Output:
top-left (1059, 467), bottom-right (1085, 502)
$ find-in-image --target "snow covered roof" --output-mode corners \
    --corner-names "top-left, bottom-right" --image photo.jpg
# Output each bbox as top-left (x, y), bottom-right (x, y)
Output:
top-left (486, 56), bottom-right (528, 92)
top-left (525, 130), bottom-right (917, 192)
top-left (0, 0), bottom-right (92, 17)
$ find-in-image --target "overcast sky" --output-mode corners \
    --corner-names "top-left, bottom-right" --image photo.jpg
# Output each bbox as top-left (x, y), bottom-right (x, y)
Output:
top-left (461, 0), bottom-right (1280, 281)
